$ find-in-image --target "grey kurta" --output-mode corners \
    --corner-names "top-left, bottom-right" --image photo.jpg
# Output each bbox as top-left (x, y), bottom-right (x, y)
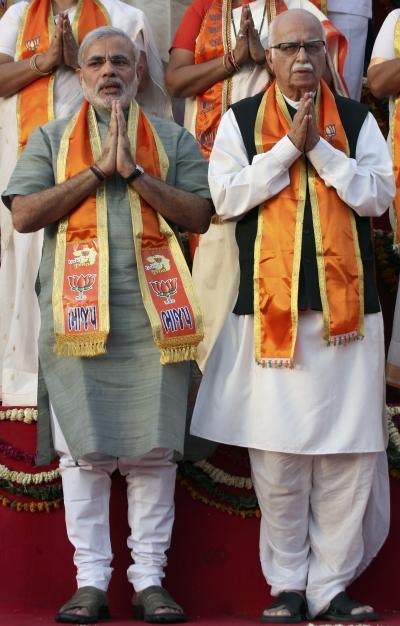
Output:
top-left (3, 108), bottom-right (210, 463)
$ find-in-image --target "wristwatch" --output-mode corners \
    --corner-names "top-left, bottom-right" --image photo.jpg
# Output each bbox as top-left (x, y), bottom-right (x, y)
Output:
top-left (123, 164), bottom-right (144, 184)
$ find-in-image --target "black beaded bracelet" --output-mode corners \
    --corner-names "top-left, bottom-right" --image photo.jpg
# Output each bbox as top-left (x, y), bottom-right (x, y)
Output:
top-left (90, 165), bottom-right (106, 182)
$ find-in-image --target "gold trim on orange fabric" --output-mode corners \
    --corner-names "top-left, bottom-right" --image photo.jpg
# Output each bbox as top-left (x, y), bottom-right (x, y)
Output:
top-left (53, 101), bottom-right (203, 362)
top-left (391, 16), bottom-right (400, 249)
top-left (253, 80), bottom-right (364, 367)
top-left (16, 0), bottom-right (109, 155)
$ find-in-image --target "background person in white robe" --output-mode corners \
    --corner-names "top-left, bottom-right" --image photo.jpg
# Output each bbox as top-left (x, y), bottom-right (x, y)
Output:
top-left (0, 0), bottom-right (169, 407)
top-left (327, 0), bottom-right (372, 100)
top-left (368, 9), bottom-right (400, 389)
top-left (191, 9), bottom-right (394, 623)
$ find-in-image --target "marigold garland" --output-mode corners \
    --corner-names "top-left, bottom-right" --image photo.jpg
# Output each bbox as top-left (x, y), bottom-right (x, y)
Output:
top-left (178, 460), bottom-right (258, 511)
top-left (194, 459), bottom-right (253, 490)
top-left (177, 476), bottom-right (260, 519)
top-left (0, 407), bottom-right (37, 423)
top-left (0, 478), bottom-right (63, 500)
top-left (0, 463), bottom-right (60, 485)
top-left (0, 439), bottom-right (36, 465)
top-left (0, 495), bottom-right (62, 512)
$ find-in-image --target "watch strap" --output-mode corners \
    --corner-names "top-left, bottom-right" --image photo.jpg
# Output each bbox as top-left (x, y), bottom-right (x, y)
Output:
top-left (123, 165), bottom-right (144, 184)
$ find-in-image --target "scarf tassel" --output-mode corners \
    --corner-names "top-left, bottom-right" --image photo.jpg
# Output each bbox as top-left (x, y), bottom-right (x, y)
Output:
top-left (259, 358), bottom-right (294, 369)
top-left (54, 333), bottom-right (107, 357)
top-left (326, 331), bottom-right (364, 347)
top-left (160, 344), bottom-right (199, 365)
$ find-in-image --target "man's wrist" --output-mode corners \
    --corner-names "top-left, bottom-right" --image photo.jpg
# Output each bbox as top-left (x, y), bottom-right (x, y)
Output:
top-left (122, 164), bottom-right (144, 184)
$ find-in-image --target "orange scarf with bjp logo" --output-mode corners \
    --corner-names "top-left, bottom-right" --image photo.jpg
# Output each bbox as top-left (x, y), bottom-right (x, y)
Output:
top-left (253, 80), bottom-right (364, 368)
top-left (16, 0), bottom-right (109, 154)
top-left (52, 100), bottom-right (204, 364)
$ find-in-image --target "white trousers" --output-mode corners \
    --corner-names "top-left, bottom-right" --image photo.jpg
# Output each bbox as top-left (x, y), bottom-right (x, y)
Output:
top-left (249, 450), bottom-right (381, 617)
top-left (52, 407), bottom-right (176, 592)
top-left (328, 12), bottom-right (369, 101)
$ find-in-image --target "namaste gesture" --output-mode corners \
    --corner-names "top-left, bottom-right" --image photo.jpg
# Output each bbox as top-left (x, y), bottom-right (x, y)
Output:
top-left (234, 4), bottom-right (265, 67)
top-left (35, 13), bottom-right (79, 73)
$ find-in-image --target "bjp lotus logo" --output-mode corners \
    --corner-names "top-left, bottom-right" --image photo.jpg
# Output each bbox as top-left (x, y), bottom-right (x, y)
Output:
top-left (150, 278), bottom-right (177, 304)
top-left (68, 274), bottom-right (96, 301)
top-left (26, 37), bottom-right (40, 52)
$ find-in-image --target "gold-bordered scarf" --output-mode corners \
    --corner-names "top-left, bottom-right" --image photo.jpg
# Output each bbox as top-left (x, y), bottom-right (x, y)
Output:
top-left (53, 100), bottom-right (204, 364)
top-left (194, 0), bottom-right (346, 160)
top-left (16, 0), bottom-right (109, 154)
top-left (390, 15), bottom-right (400, 249)
top-left (253, 80), bottom-right (364, 367)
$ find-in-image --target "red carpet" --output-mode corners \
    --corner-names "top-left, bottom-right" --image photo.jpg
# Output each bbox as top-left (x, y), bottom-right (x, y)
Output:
top-left (1, 469), bottom-right (400, 620)
top-left (1, 610), bottom-right (400, 625)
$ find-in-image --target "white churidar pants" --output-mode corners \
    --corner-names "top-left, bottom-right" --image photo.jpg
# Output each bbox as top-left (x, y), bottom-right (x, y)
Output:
top-left (249, 449), bottom-right (386, 618)
top-left (52, 408), bottom-right (176, 592)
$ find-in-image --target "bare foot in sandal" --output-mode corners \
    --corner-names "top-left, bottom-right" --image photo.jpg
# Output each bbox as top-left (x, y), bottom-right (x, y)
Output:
top-left (55, 586), bottom-right (109, 624)
top-left (133, 585), bottom-right (186, 623)
top-left (262, 591), bottom-right (307, 624)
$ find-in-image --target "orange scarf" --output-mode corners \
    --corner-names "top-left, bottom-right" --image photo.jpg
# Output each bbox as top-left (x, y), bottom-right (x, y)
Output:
top-left (194, 0), bottom-right (346, 159)
top-left (16, 0), bottom-right (109, 153)
top-left (253, 80), bottom-right (364, 367)
top-left (53, 100), bottom-right (204, 364)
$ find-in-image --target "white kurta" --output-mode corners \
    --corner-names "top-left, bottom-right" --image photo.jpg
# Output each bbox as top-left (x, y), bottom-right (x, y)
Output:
top-left (191, 95), bottom-right (394, 614)
top-left (191, 100), bottom-right (395, 453)
top-left (327, 0), bottom-right (372, 100)
top-left (370, 9), bottom-right (400, 387)
top-left (0, 0), bottom-right (169, 406)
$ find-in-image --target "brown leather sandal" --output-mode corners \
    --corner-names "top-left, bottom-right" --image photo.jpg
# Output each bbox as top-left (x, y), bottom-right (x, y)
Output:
top-left (55, 586), bottom-right (109, 624)
top-left (133, 585), bottom-right (186, 623)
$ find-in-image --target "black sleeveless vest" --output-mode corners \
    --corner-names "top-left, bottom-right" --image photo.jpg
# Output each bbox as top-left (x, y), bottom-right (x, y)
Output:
top-left (230, 91), bottom-right (380, 315)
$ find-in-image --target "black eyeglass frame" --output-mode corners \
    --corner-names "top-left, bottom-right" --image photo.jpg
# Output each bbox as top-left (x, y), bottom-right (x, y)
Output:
top-left (269, 40), bottom-right (326, 55)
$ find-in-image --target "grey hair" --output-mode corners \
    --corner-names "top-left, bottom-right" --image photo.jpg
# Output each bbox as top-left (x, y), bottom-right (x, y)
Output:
top-left (267, 10), bottom-right (326, 48)
top-left (78, 26), bottom-right (138, 67)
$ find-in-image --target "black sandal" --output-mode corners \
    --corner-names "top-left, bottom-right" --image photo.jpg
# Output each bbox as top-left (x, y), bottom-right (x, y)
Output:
top-left (317, 591), bottom-right (379, 622)
top-left (133, 585), bottom-right (187, 623)
top-left (55, 586), bottom-right (109, 624)
top-left (261, 591), bottom-right (307, 623)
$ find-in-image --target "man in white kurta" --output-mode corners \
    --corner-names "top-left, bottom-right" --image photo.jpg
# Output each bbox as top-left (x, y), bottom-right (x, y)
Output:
top-left (191, 8), bottom-right (394, 622)
top-left (327, 0), bottom-right (371, 100)
top-left (368, 10), bottom-right (400, 389)
top-left (0, 0), bottom-right (169, 407)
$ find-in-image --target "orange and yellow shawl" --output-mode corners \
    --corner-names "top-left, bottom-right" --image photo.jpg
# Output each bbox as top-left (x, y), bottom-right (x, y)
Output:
top-left (253, 80), bottom-right (364, 367)
top-left (387, 15), bottom-right (400, 249)
top-left (53, 100), bottom-right (204, 364)
top-left (194, 0), bottom-right (346, 159)
top-left (16, 0), bottom-right (109, 154)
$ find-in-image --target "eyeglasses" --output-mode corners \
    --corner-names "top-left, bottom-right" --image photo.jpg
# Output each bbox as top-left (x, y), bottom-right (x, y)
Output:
top-left (269, 40), bottom-right (325, 56)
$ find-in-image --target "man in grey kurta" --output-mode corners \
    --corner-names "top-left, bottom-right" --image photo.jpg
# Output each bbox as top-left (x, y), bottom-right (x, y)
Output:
top-left (3, 26), bottom-right (212, 624)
